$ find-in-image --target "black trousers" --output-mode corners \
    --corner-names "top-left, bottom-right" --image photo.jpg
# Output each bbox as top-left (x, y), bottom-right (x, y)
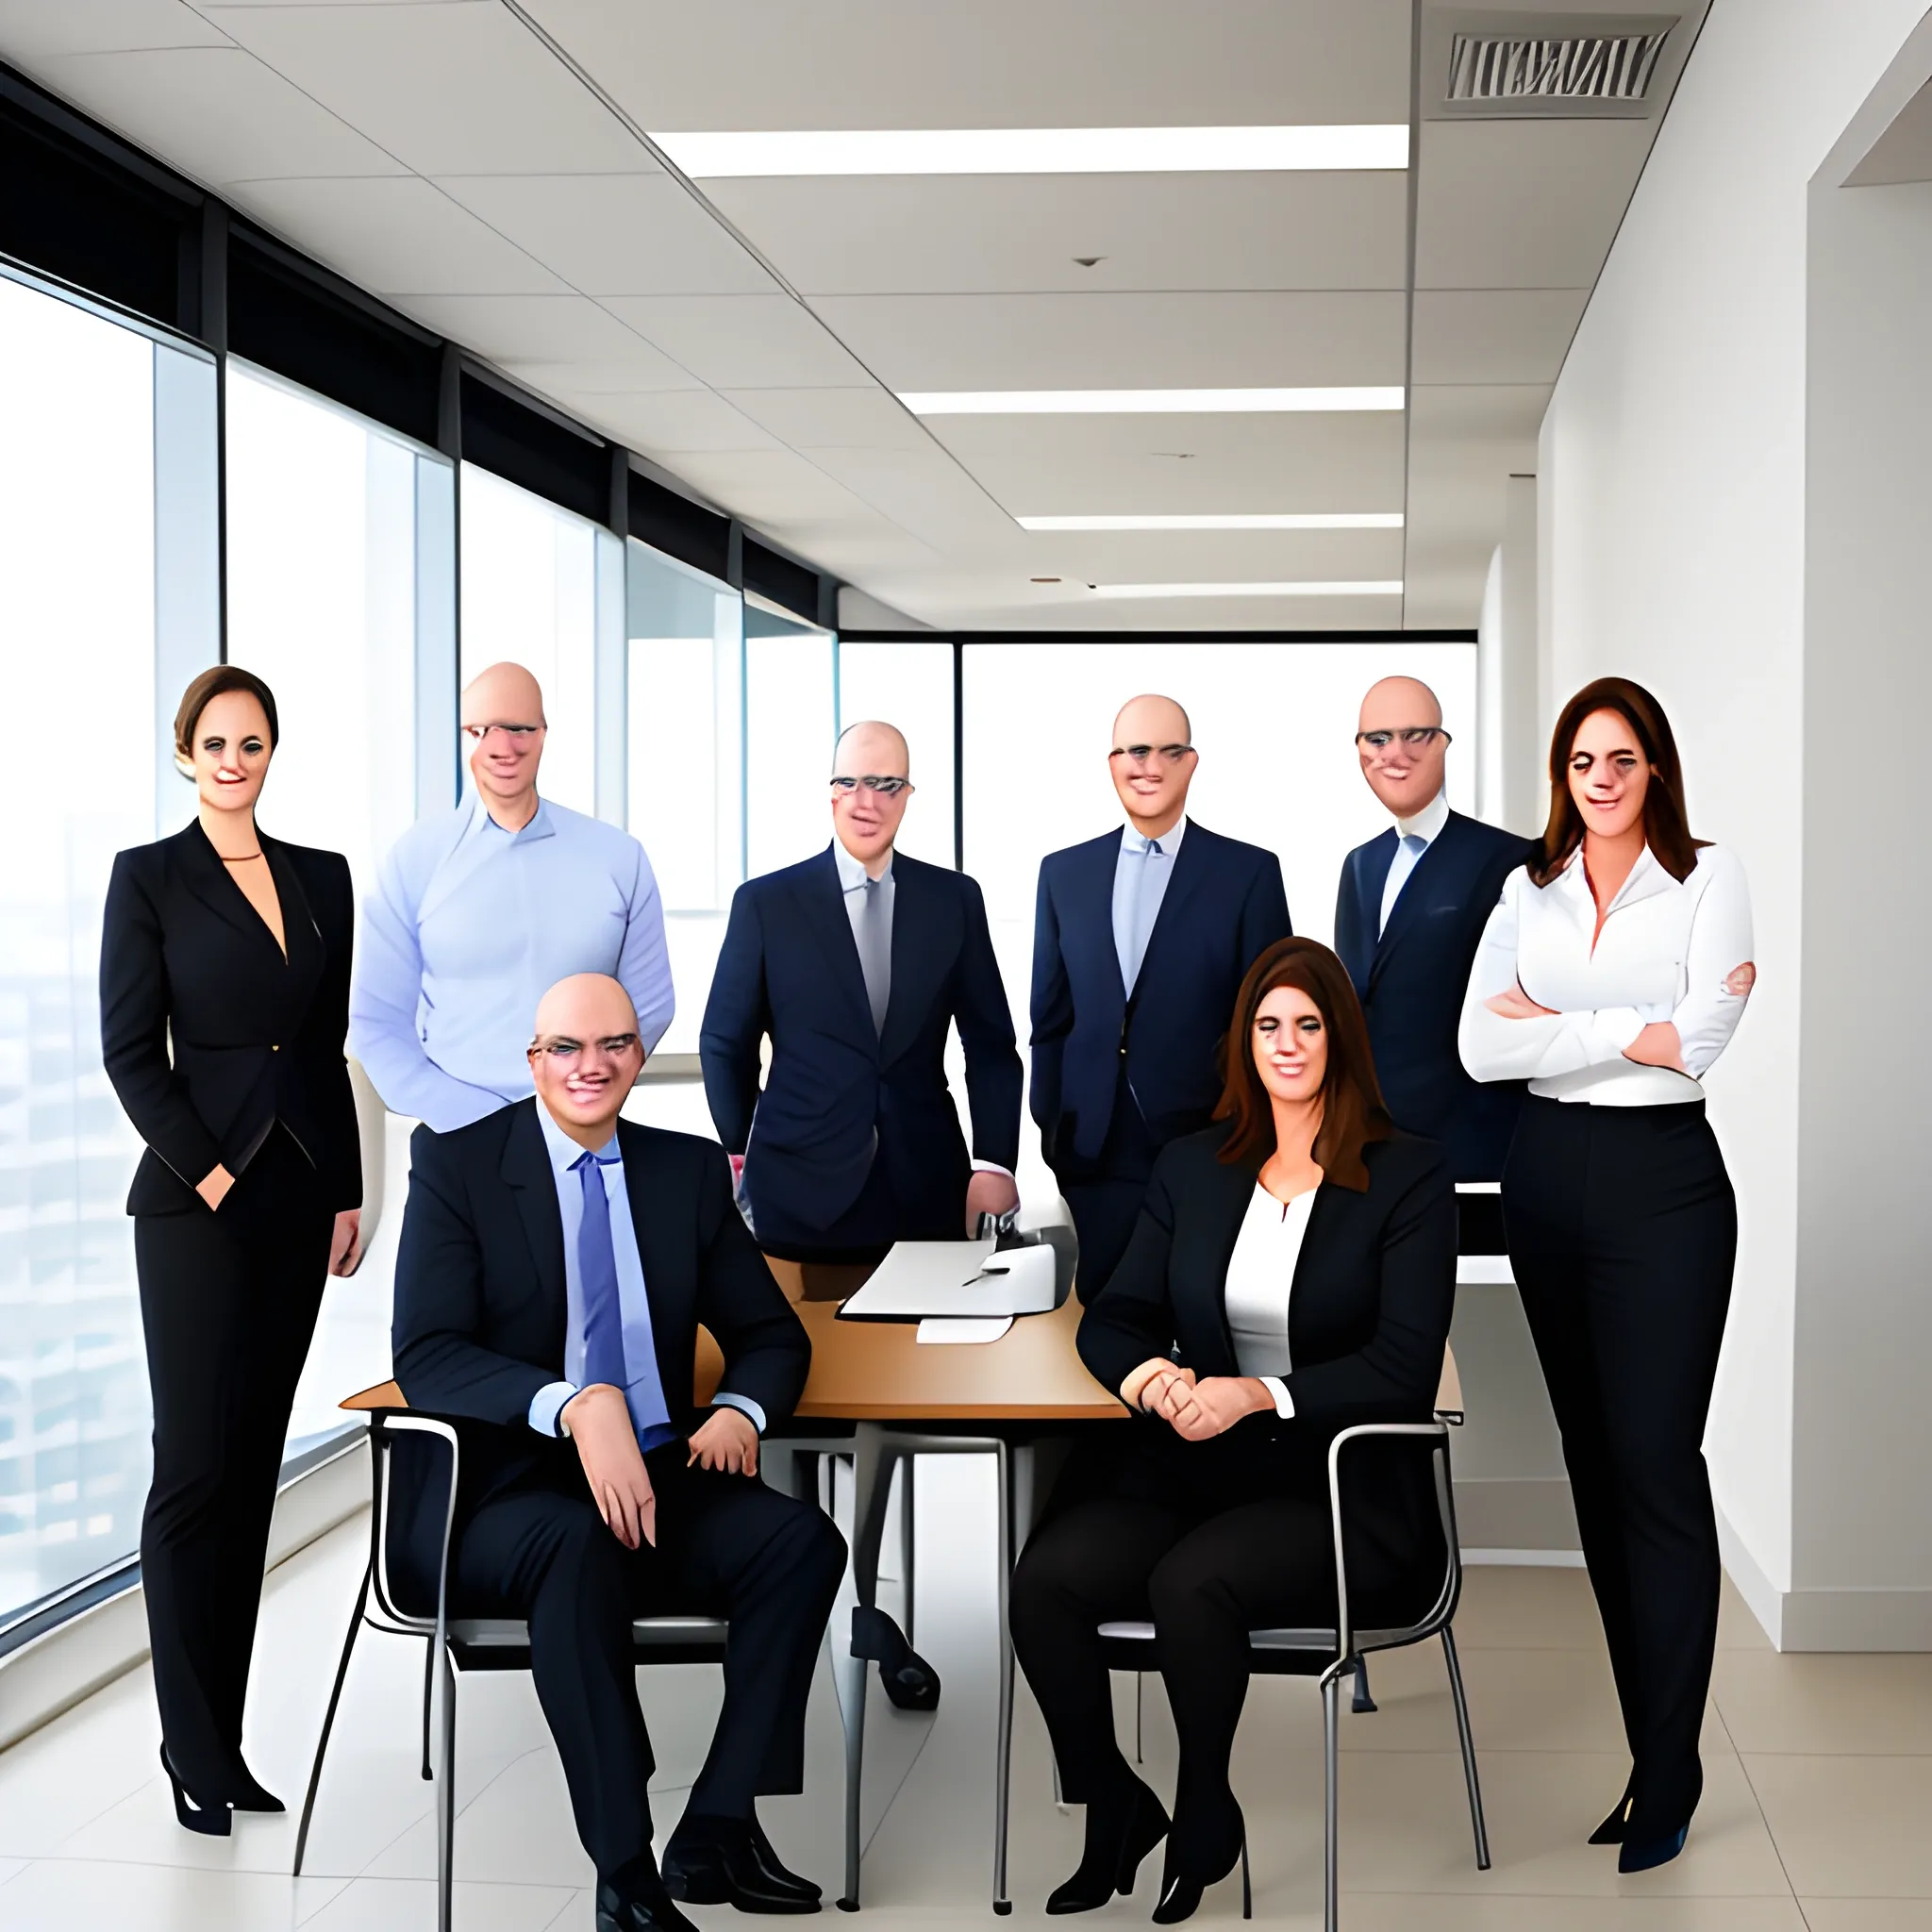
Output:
top-left (449, 1450), bottom-right (847, 1884)
top-left (1054, 1075), bottom-right (1162, 1303)
top-left (1010, 1434), bottom-right (1424, 1864)
top-left (1505, 1096), bottom-right (1736, 1831)
top-left (134, 1126), bottom-right (332, 1797)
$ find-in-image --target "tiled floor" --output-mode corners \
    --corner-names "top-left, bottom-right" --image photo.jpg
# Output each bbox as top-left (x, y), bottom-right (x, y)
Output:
top-left (2, 1457), bottom-right (1928, 1930)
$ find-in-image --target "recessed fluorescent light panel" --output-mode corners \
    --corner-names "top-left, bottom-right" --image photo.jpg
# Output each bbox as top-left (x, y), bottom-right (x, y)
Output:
top-left (651, 125), bottom-right (1409, 178)
top-left (901, 388), bottom-right (1405, 415)
top-left (1090, 580), bottom-right (1405, 599)
top-left (1020, 512), bottom-right (1405, 531)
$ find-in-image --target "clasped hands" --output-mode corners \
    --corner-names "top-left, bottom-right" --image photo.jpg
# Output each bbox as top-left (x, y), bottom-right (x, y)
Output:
top-left (1121, 1360), bottom-right (1274, 1441)
top-left (559, 1384), bottom-right (760, 1551)
top-left (1484, 980), bottom-right (1683, 1071)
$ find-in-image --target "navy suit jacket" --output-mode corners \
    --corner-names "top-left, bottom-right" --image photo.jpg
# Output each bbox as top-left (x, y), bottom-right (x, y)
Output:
top-left (388, 1100), bottom-right (809, 1595)
top-left (1030, 822), bottom-right (1291, 1167)
top-left (1334, 809), bottom-right (1533, 1181)
top-left (699, 844), bottom-right (1022, 1251)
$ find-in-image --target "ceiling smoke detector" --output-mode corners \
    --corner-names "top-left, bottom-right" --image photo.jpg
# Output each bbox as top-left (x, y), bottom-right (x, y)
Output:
top-left (1424, 10), bottom-right (1695, 120)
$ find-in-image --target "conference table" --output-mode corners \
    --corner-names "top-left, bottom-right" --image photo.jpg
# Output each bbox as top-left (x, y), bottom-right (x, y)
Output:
top-left (344, 1275), bottom-right (1119, 1912)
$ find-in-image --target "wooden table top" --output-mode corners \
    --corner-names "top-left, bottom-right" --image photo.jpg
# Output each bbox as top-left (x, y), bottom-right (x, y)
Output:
top-left (343, 1293), bottom-right (1121, 1424)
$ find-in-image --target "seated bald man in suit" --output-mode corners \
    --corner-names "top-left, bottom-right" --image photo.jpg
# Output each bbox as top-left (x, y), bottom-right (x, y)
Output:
top-left (391, 974), bottom-right (844, 1930)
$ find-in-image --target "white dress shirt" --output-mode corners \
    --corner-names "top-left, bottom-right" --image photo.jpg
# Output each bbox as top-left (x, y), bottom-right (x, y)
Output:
top-left (1224, 1182), bottom-right (1316, 1419)
top-left (526, 1105), bottom-right (766, 1440)
top-left (1378, 790), bottom-right (1451, 935)
top-left (1458, 843), bottom-right (1754, 1107)
top-left (1113, 814), bottom-right (1189, 995)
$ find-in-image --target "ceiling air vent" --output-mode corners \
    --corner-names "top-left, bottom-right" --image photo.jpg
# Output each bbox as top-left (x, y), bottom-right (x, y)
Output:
top-left (1447, 28), bottom-right (1673, 103)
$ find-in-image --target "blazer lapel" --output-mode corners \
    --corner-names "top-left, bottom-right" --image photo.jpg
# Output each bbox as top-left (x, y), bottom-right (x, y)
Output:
top-left (799, 845), bottom-right (878, 1044)
top-left (1367, 816), bottom-right (1462, 991)
top-left (261, 835), bottom-right (325, 1001)
top-left (1346, 832), bottom-right (1396, 987)
top-left (501, 1101), bottom-right (568, 1338)
top-left (1082, 834), bottom-right (1129, 1007)
top-left (1191, 1152), bottom-right (1264, 1374)
top-left (877, 858), bottom-right (941, 1065)
top-left (178, 819), bottom-right (269, 944)
top-left (1135, 821), bottom-right (1212, 990)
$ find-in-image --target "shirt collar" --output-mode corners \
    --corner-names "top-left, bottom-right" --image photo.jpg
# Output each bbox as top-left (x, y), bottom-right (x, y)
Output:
top-left (465, 792), bottom-right (554, 843)
top-left (833, 838), bottom-right (892, 893)
top-left (1122, 815), bottom-right (1188, 858)
top-left (1394, 791), bottom-right (1450, 844)
top-left (535, 1099), bottom-right (620, 1178)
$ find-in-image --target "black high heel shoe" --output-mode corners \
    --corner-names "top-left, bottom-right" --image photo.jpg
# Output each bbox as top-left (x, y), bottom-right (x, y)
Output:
top-left (1045, 1776), bottom-right (1169, 1914)
top-left (160, 1744), bottom-right (232, 1837)
top-left (1589, 1779), bottom-right (1634, 1845)
top-left (1149, 1805), bottom-right (1248, 1926)
top-left (230, 1768), bottom-right (286, 1815)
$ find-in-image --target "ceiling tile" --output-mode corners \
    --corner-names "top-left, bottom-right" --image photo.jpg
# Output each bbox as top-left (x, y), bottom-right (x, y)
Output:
top-left (807, 291), bottom-right (1407, 391)
top-left (225, 176), bottom-right (568, 295)
top-left (791, 445), bottom-right (1029, 552)
top-left (0, 0), bottom-right (230, 58)
top-left (1415, 119), bottom-right (1656, 291)
top-left (29, 46), bottom-right (407, 183)
top-left (434, 174), bottom-right (776, 296)
top-left (208, 0), bottom-right (649, 174)
top-left (923, 410), bottom-right (1407, 512)
top-left (705, 172), bottom-right (1409, 297)
top-left (1410, 289), bottom-right (1591, 386)
top-left (390, 293), bottom-right (691, 375)
top-left (549, 389), bottom-right (782, 457)
top-left (661, 447), bottom-right (878, 525)
top-left (719, 388), bottom-right (929, 451)
top-left (518, 0), bottom-right (1411, 130)
top-left (602, 294), bottom-right (873, 389)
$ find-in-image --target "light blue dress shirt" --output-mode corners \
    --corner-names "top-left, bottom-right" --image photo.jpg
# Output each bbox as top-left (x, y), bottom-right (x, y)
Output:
top-left (1377, 791), bottom-right (1450, 935)
top-left (1112, 815), bottom-right (1188, 996)
top-left (350, 795), bottom-right (675, 1132)
top-left (526, 1104), bottom-right (767, 1441)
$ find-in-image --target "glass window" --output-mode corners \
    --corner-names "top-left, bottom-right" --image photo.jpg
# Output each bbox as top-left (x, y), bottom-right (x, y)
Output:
top-left (458, 464), bottom-right (599, 817)
top-left (837, 641), bottom-right (956, 868)
top-left (745, 599), bottom-right (837, 880)
top-left (0, 273), bottom-right (216, 1626)
top-left (626, 541), bottom-right (743, 1057)
top-left (961, 639), bottom-right (1478, 1183)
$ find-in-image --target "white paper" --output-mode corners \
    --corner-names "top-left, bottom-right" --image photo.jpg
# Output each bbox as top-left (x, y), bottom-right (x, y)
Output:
top-left (916, 1317), bottom-right (1014, 1345)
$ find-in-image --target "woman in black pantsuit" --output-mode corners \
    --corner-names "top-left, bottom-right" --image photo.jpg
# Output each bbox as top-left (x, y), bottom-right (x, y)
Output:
top-left (1010, 939), bottom-right (1455, 1924)
top-left (101, 666), bottom-right (362, 1835)
top-left (1460, 676), bottom-right (1755, 1874)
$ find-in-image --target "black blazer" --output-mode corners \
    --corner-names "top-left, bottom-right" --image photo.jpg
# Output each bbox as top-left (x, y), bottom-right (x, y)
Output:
top-left (699, 844), bottom-right (1022, 1250)
top-left (1334, 811), bottom-right (1532, 1181)
top-left (1030, 823), bottom-right (1291, 1166)
top-left (100, 821), bottom-right (360, 1216)
top-left (1079, 1126), bottom-right (1456, 1556)
top-left (391, 1099), bottom-right (811, 1522)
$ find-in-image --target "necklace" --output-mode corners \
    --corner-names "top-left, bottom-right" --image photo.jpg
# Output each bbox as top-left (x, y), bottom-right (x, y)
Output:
top-left (219, 852), bottom-right (265, 863)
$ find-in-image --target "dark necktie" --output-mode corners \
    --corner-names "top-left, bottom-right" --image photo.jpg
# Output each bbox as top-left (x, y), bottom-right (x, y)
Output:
top-left (857, 874), bottom-right (891, 1035)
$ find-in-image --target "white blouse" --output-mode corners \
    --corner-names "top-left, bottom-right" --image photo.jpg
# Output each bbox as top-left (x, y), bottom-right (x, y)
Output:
top-left (1224, 1183), bottom-right (1316, 1417)
top-left (1458, 843), bottom-right (1754, 1107)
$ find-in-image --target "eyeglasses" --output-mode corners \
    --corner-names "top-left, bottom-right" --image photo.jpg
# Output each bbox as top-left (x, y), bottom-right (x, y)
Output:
top-left (463, 722), bottom-right (543, 744)
top-left (1356, 726), bottom-right (1451, 758)
top-left (1109, 743), bottom-right (1194, 767)
top-left (831, 775), bottom-right (913, 797)
top-left (532, 1034), bottom-right (640, 1059)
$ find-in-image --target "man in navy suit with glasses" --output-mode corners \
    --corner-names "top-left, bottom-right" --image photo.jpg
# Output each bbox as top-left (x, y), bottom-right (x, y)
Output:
top-left (1333, 675), bottom-right (1532, 1247)
top-left (1030, 694), bottom-right (1292, 1302)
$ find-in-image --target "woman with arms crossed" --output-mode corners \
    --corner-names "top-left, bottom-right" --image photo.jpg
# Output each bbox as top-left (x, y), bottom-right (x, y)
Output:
top-left (1459, 676), bottom-right (1754, 1873)
top-left (1010, 938), bottom-right (1455, 1923)
top-left (101, 666), bottom-right (363, 1834)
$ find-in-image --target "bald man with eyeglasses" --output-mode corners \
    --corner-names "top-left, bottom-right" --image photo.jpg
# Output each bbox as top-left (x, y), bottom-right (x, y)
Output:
top-left (700, 720), bottom-right (1022, 1287)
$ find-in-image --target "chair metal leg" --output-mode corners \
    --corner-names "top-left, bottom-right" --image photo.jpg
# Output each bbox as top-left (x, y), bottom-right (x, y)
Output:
top-left (898, 1457), bottom-right (915, 1648)
top-left (293, 1561), bottom-right (370, 1875)
top-left (839, 1428), bottom-right (890, 1910)
top-left (1134, 1671), bottom-right (1144, 1763)
top-left (1440, 1625), bottom-right (1491, 1870)
top-left (435, 1650), bottom-right (457, 1932)
top-left (1322, 1674), bottom-right (1341, 1932)
top-left (419, 1632), bottom-right (436, 1781)
top-left (1240, 1833), bottom-right (1252, 1919)
top-left (992, 1440), bottom-right (1016, 1915)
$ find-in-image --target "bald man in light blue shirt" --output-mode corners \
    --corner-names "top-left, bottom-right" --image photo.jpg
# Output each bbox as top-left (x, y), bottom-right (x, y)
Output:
top-left (351, 662), bottom-right (674, 1131)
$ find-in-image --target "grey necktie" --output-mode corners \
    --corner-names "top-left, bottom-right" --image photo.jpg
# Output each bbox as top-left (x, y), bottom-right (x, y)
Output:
top-left (857, 875), bottom-right (891, 1036)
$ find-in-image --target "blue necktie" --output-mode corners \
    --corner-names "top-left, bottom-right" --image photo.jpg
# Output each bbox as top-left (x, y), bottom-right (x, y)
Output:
top-left (573, 1151), bottom-right (675, 1450)
top-left (1123, 838), bottom-right (1163, 994)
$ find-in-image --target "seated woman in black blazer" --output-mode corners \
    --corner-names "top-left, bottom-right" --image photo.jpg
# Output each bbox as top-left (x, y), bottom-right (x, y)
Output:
top-left (1010, 936), bottom-right (1456, 1924)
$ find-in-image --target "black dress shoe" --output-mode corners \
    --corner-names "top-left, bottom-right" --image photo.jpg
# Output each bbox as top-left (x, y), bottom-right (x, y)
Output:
top-left (1045, 1774), bottom-right (1169, 1914)
top-left (596, 1874), bottom-right (699, 1932)
top-left (230, 1767), bottom-right (286, 1814)
top-left (662, 1821), bottom-right (821, 1913)
top-left (851, 1606), bottom-right (941, 1713)
top-left (747, 1816), bottom-right (823, 1902)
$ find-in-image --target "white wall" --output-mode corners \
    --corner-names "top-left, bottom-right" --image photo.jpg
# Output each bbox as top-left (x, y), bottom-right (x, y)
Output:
top-left (1536, 0), bottom-right (1931, 1639)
